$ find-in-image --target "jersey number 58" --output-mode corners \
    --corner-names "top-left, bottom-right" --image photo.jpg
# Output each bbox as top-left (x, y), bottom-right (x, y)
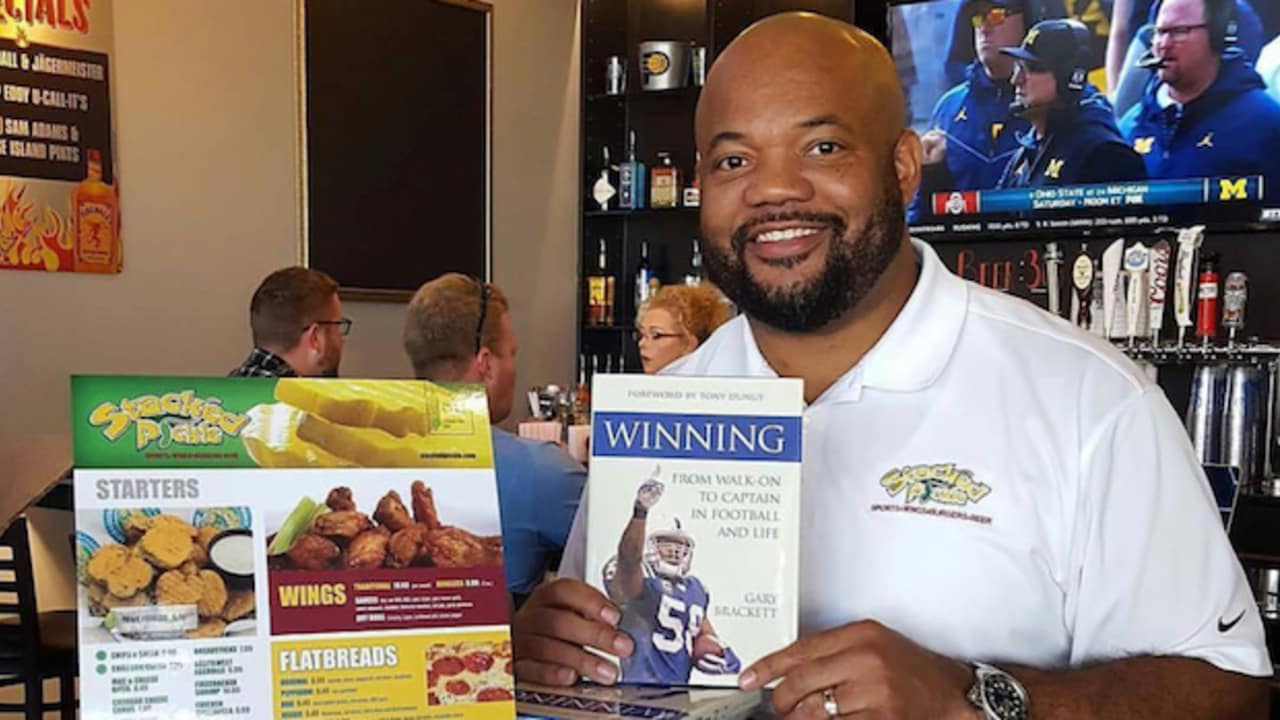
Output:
top-left (653, 594), bottom-right (705, 655)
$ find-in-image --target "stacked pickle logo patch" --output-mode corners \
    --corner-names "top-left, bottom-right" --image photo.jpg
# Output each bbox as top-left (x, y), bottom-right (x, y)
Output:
top-left (879, 463), bottom-right (990, 507)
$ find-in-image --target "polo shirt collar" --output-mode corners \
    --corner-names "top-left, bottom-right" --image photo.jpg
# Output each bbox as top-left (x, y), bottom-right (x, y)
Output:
top-left (714, 238), bottom-right (968, 402)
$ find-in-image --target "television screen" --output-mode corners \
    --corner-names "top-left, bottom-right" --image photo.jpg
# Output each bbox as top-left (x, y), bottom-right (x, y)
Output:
top-left (889, 0), bottom-right (1280, 238)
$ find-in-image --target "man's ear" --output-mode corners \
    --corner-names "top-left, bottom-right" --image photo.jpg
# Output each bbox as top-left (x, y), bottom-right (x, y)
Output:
top-left (474, 346), bottom-right (495, 382)
top-left (895, 130), bottom-right (924, 206)
top-left (301, 324), bottom-right (320, 352)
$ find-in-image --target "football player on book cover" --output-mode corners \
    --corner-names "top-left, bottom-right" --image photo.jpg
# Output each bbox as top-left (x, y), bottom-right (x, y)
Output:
top-left (602, 467), bottom-right (741, 684)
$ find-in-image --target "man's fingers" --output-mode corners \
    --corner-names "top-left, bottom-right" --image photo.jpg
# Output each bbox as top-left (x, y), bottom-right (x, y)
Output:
top-left (740, 644), bottom-right (807, 690)
top-left (534, 578), bottom-right (621, 626)
top-left (740, 627), bottom-right (859, 690)
top-left (512, 658), bottom-right (577, 687)
top-left (769, 651), bottom-right (864, 714)
top-left (513, 634), bottom-right (622, 685)
top-left (519, 605), bottom-right (634, 658)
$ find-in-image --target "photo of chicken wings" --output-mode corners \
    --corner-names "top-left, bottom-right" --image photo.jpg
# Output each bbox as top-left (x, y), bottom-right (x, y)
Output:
top-left (270, 481), bottom-right (501, 572)
top-left (411, 480), bottom-right (442, 530)
top-left (325, 486), bottom-right (356, 512)
top-left (345, 527), bottom-right (390, 568)
top-left (312, 511), bottom-right (372, 544)
top-left (374, 490), bottom-right (413, 532)
top-left (286, 533), bottom-right (341, 571)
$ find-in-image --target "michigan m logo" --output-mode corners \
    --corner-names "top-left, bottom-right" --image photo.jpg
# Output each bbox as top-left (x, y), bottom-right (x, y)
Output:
top-left (1219, 178), bottom-right (1247, 201)
top-left (1133, 137), bottom-right (1155, 155)
top-left (1044, 158), bottom-right (1065, 179)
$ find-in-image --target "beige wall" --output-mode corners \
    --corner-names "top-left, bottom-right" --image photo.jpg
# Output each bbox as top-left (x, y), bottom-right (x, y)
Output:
top-left (0, 0), bottom-right (580, 434)
top-left (4, 0), bottom-right (580, 609)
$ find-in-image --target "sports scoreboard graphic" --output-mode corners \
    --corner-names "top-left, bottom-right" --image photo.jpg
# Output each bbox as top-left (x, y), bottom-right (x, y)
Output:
top-left (929, 176), bottom-right (1265, 218)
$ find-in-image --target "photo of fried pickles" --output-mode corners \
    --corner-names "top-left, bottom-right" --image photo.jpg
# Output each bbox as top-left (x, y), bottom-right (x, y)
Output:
top-left (239, 379), bottom-right (491, 469)
top-left (268, 481), bottom-right (503, 572)
top-left (79, 509), bottom-right (257, 641)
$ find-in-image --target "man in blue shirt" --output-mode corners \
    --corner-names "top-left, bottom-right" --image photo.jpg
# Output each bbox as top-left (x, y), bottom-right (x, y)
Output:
top-left (910, 0), bottom-right (1047, 222)
top-left (403, 274), bottom-right (585, 605)
top-left (1119, 0), bottom-right (1280, 194)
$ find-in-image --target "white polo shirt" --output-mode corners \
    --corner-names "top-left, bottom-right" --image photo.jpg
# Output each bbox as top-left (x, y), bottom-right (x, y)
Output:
top-left (561, 239), bottom-right (1269, 676)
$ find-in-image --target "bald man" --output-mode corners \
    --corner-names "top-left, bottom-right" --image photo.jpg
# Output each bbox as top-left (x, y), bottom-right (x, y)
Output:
top-left (512, 13), bottom-right (1269, 719)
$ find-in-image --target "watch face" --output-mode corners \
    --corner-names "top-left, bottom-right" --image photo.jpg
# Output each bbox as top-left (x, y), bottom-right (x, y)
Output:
top-left (985, 676), bottom-right (1027, 719)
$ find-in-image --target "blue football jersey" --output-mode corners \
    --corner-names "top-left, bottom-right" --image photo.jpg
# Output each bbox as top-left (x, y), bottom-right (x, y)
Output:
top-left (618, 563), bottom-right (710, 685)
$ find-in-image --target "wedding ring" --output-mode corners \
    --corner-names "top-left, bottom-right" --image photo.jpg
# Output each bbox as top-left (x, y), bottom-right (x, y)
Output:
top-left (822, 688), bottom-right (840, 718)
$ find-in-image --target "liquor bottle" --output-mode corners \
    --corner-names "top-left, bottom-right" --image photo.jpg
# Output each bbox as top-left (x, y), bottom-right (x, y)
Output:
top-left (571, 354), bottom-right (592, 425)
top-left (684, 238), bottom-right (703, 286)
top-left (586, 238), bottom-right (616, 326)
top-left (683, 151), bottom-right (701, 207)
top-left (635, 239), bottom-right (658, 311)
top-left (650, 152), bottom-right (679, 208)
top-left (73, 149), bottom-right (119, 273)
top-left (619, 131), bottom-right (646, 210)
top-left (592, 146), bottom-right (617, 211)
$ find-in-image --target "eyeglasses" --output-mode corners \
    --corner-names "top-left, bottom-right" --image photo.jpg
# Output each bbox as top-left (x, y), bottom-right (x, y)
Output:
top-left (969, 6), bottom-right (1022, 28)
top-left (312, 318), bottom-right (352, 336)
top-left (1154, 23), bottom-right (1207, 42)
top-left (474, 280), bottom-right (491, 354)
top-left (633, 328), bottom-right (684, 343)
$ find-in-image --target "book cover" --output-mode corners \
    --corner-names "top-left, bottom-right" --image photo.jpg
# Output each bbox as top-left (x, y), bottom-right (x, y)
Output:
top-left (586, 374), bottom-right (803, 687)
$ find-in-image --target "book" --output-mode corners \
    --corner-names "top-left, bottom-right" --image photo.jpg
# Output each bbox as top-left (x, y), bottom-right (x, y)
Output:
top-left (586, 374), bottom-right (804, 687)
top-left (516, 682), bottom-right (762, 720)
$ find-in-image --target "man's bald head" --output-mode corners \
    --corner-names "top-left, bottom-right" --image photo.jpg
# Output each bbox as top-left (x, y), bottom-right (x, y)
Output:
top-left (690, 12), bottom-right (921, 334)
top-left (696, 12), bottom-right (906, 155)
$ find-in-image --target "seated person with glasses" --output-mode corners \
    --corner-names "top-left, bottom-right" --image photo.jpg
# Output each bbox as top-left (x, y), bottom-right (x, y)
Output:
top-left (404, 274), bottom-right (586, 606)
top-left (231, 266), bottom-right (350, 378)
top-left (634, 284), bottom-right (733, 374)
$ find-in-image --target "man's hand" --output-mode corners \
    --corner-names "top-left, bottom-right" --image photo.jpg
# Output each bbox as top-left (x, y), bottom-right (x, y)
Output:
top-left (740, 620), bottom-right (976, 720)
top-left (511, 578), bottom-right (635, 687)
top-left (921, 129), bottom-right (948, 165)
top-left (635, 478), bottom-right (664, 512)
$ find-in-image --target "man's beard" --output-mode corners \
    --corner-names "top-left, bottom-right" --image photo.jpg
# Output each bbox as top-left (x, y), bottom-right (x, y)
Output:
top-left (703, 169), bottom-right (906, 333)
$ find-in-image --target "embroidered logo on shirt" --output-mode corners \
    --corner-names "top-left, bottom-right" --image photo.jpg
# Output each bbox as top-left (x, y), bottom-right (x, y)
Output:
top-left (874, 464), bottom-right (993, 525)
top-left (954, 106), bottom-right (968, 122)
top-left (1197, 132), bottom-right (1214, 149)
top-left (990, 122), bottom-right (1003, 140)
top-left (1133, 137), bottom-right (1155, 155)
top-left (879, 463), bottom-right (990, 507)
top-left (1044, 158), bottom-right (1065, 179)
top-left (1218, 609), bottom-right (1246, 633)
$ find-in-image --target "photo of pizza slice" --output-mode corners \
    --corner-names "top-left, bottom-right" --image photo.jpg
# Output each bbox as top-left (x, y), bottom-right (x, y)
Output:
top-left (426, 639), bottom-right (514, 706)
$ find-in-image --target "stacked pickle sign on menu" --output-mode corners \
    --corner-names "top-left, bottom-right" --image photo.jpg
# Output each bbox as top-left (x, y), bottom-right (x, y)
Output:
top-left (71, 376), bottom-right (516, 720)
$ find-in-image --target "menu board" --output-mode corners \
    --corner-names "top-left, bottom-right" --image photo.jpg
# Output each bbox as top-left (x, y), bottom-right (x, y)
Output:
top-left (0, 0), bottom-right (119, 274)
top-left (71, 377), bottom-right (515, 720)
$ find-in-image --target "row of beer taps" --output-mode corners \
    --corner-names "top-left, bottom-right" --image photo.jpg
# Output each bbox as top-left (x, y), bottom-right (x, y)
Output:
top-left (1043, 226), bottom-right (1265, 361)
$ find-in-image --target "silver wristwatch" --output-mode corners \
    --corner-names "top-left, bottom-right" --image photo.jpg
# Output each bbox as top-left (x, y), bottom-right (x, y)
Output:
top-left (966, 662), bottom-right (1029, 720)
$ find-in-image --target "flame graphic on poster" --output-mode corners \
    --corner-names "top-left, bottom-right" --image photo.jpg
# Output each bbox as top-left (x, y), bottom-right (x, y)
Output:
top-left (0, 183), bottom-right (72, 272)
